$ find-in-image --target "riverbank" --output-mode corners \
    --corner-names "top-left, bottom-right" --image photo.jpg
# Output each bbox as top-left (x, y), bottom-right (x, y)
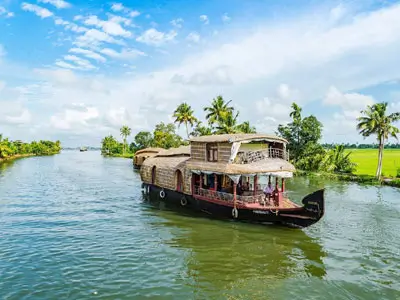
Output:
top-left (0, 152), bottom-right (61, 163)
top-left (295, 170), bottom-right (400, 188)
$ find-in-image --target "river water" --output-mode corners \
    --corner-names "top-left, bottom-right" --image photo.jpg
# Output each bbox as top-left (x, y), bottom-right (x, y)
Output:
top-left (0, 151), bottom-right (399, 300)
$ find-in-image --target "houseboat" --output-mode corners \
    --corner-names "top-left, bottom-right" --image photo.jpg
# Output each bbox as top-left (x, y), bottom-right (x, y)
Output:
top-left (140, 134), bottom-right (324, 228)
top-left (133, 148), bottom-right (163, 169)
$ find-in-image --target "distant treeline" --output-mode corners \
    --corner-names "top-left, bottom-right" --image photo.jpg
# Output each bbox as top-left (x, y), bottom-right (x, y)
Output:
top-left (322, 143), bottom-right (400, 149)
top-left (0, 134), bottom-right (61, 159)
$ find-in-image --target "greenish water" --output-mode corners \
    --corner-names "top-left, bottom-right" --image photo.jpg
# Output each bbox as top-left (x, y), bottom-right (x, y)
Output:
top-left (0, 151), bottom-right (399, 300)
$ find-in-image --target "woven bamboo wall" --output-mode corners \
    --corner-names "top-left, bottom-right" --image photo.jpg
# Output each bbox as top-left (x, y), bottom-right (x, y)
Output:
top-left (140, 157), bottom-right (192, 195)
top-left (191, 142), bottom-right (206, 160)
top-left (217, 143), bottom-right (232, 163)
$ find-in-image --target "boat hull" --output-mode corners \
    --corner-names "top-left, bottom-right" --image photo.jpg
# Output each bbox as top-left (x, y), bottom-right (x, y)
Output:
top-left (141, 184), bottom-right (324, 228)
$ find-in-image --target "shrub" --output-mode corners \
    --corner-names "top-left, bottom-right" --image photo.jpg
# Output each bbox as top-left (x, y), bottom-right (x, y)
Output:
top-left (397, 168), bottom-right (400, 178)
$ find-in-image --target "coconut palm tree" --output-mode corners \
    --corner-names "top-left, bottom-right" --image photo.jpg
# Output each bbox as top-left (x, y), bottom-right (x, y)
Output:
top-left (173, 103), bottom-right (198, 139)
top-left (215, 111), bottom-right (240, 134)
top-left (237, 121), bottom-right (257, 133)
top-left (203, 95), bottom-right (234, 126)
top-left (357, 102), bottom-right (400, 179)
top-left (120, 126), bottom-right (132, 154)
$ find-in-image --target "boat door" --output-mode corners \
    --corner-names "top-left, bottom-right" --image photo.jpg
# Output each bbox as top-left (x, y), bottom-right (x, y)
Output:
top-left (176, 170), bottom-right (183, 192)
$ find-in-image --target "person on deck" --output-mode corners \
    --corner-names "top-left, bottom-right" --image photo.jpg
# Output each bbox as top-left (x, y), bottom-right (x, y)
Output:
top-left (263, 183), bottom-right (273, 204)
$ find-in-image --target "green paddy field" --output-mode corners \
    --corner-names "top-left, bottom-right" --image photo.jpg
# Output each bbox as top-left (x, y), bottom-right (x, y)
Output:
top-left (346, 149), bottom-right (400, 177)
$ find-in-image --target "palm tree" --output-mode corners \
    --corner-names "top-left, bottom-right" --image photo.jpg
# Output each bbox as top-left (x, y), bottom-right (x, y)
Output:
top-left (357, 102), bottom-right (400, 179)
top-left (120, 126), bottom-right (132, 154)
top-left (215, 111), bottom-right (240, 134)
top-left (237, 121), bottom-right (257, 133)
top-left (173, 103), bottom-right (198, 139)
top-left (203, 95), bottom-right (234, 126)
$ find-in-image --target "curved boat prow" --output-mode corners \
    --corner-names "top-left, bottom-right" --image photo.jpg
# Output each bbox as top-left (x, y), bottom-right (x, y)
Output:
top-left (302, 189), bottom-right (325, 220)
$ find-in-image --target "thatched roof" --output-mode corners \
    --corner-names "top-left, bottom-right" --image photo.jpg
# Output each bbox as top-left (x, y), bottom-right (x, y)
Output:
top-left (135, 147), bottom-right (164, 156)
top-left (185, 158), bottom-right (295, 175)
top-left (142, 156), bottom-right (190, 169)
top-left (189, 133), bottom-right (287, 144)
top-left (156, 145), bottom-right (190, 157)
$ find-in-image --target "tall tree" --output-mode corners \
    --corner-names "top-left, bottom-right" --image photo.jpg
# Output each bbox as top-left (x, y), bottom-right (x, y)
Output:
top-left (133, 131), bottom-right (153, 151)
top-left (173, 103), bottom-right (198, 139)
top-left (356, 102), bottom-right (400, 179)
top-left (120, 125), bottom-right (132, 154)
top-left (215, 111), bottom-right (240, 134)
top-left (237, 121), bottom-right (257, 133)
top-left (152, 122), bottom-right (183, 149)
top-left (277, 102), bottom-right (323, 162)
top-left (203, 95), bottom-right (234, 126)
top-left (191, 121), bottom-right (213, 137)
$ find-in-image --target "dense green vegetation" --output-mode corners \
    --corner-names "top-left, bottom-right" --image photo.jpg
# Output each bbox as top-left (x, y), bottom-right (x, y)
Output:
top-left (100, 96), bottom-right (400, 186)
top-left (0, 134), bottom-right (61, 160)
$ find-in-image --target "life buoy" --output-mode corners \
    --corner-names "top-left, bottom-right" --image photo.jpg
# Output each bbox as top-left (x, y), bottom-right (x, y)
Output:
top-left (147, 185), bottom-right (150, 194)
top-left (160, 189), bottom-right (165, 199)
top-left (180, 196), bottom-right (187, 206)
top-left (232, 207), bottom-right (238, 219)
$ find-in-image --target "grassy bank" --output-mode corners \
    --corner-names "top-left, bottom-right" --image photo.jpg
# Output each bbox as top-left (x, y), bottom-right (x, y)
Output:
top-left (0, 152), bottom-right (60, 163)
top-left (295, 170), bottom-right (400, 188)
top-left (345, 148), bottom-right (400, 177)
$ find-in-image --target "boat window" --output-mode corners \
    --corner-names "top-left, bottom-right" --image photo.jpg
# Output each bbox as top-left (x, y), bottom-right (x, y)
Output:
top-left (206, 143), bottom-right (218, 162)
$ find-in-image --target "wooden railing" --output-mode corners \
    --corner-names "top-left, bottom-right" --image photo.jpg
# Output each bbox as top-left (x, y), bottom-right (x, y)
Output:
top-left (236, 148), bottom-right (289, 164)
top-left (194, 186), bottom-right (265, 204)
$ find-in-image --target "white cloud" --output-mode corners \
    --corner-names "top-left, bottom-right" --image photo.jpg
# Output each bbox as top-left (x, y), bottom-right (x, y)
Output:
top-left (38, 0), bottom-right (71, 9)
top-left (0, 6), bottom-right (14, 18)
top-left (69, 48), bottom-right (106, 62)
top-left (136, 28), bottom-right (177, 46)
top-left (170, 18), bottom-right (184, 28)
top-left (21, 3), bottom-right (53, 18)
top-left (55, 60), bottom-right (78, 70)
top-left (5, 109), bottom-right (32, 125)
top-left (54, 18), bottom-right (87, 33)
top-left (107, 14), bottom-right (132, 26)
top-left (110, 3), bottom-right (139, 17)
top-left (82, 15), bottom-right (131, 37)
top-left (74, 29), bottom-right (125, 48)
top-left (200, 14), bottom-right (209, 24)
top-left (51, 103), bottom-right (99, 130)
top-left (186, 32), bottom-right (200, 44)
top-left (5, 3), bottom-right (400, 144)
top-left (0, 81), bottom-right (5, 91)
top-left (221, 13), bottom-right (231, 22)
top-left (100, 48), bottom-right (146, 60)
top-left (111, 3), bottom-right (124, 12)
top-left (323, 86), bottom-right (375, 110)
top-left (63, 55), bottom-right (96, 70)
top-left (330, 4), bottom-right (346, 23)
top-left (129, 10), bottom-right (140, 18)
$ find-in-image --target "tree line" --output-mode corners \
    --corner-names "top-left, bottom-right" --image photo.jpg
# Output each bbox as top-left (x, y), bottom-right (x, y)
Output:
top-left (101, 95), bottom-right (399, 179)
top-left (101, 95), bottom-right (256, 155)
top-left (0, 134), bottom-right (61, 159)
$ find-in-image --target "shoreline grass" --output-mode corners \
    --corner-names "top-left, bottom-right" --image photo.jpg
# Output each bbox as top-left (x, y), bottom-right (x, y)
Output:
top-left (345, 148), bottom-right (400, 178)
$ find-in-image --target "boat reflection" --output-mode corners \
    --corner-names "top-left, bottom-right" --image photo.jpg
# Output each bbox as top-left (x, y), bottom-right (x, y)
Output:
top-left (141, 192), bottom-right (327, 293)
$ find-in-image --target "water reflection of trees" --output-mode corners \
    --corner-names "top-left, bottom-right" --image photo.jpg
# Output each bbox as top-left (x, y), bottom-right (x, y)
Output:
top-left (142, 194), bottom-right (327, 299)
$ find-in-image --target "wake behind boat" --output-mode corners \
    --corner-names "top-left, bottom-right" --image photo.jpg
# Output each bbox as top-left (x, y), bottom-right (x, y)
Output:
top-left (140, 133), bottom-right (324, 228)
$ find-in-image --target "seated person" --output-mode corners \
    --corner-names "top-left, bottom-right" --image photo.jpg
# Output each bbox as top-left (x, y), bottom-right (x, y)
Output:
top-left (263, 183), bottom-right (273, 203)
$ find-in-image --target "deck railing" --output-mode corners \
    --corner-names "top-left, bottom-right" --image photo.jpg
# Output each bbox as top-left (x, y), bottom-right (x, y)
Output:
top-left (236, 148), bottom-right (289, 164)
top-left (194, 186), bottom-right (265, 204)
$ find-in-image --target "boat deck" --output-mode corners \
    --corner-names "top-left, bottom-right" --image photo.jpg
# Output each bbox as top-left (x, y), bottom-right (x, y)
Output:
top-left (244, 198), bottom-right (300, 209)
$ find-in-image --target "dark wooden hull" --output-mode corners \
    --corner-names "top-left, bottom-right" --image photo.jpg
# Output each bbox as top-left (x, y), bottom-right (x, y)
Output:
top-left (141, 183), bottom-right (324, 228)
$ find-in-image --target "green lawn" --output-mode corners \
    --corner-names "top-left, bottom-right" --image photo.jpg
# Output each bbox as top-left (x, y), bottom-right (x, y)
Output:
top-left (346, 149), bottom-right (400, 177)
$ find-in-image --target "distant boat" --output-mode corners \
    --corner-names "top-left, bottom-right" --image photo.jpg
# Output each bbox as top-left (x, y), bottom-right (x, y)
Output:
top-left (80, 147), bottom-right (88, 152)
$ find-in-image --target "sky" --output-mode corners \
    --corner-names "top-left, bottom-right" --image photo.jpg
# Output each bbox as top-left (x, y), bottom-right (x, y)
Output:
top-left (1, 0), bottom-right (400, 147)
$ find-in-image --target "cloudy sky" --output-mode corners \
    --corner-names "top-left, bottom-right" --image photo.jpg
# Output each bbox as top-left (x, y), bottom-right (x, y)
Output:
top-left (1, 0), bottom-right (400, 147)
